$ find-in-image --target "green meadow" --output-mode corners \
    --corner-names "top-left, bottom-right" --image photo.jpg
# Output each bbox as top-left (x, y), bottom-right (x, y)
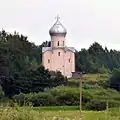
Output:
top-left (0, 106), bottom-right (120, 120)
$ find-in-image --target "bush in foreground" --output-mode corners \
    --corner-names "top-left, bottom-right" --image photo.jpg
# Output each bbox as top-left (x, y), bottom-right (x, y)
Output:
top-left (12, 86), bottom-right (93, 107)
top-left (13, 92), bottom-right (55, 106)
top-left (12, 86), bottom-right (120, 110)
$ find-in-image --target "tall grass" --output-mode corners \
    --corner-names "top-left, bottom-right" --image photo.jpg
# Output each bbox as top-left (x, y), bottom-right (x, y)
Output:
top-left (0, 106), bottom-right (120, 120)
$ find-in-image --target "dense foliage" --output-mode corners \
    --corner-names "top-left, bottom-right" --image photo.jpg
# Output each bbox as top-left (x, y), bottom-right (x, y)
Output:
top-left (12, 86), bottom-right (120, 110)
top-left (109, 68), bottom-right (120, 91)
top-left (76, 42), bottom-right (120, 73)
top-left (0, 30), bottom-right (67, 96)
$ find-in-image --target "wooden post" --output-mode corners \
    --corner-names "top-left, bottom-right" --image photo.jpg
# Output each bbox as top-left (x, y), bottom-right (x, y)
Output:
top-left (80, 77), bottom-right (82, 119)
top-left (72, 72), bottom-right (83, 119)
top-left (106, 101), bottom-right (108, 120)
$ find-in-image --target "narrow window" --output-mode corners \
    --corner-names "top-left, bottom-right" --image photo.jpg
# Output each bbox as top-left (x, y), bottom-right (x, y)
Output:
top-left (57, 41), bottom-right (59, 46)
top-left (69, 59), bottom-right (70, 63)
top-left (63, 41), bottom-right (64, 46)
top-left (48, 59), bottom-right (50, 63)
top-left (58, 52), bottom-right (60, 56)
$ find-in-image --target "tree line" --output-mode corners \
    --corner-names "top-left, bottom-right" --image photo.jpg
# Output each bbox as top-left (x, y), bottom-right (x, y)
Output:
top-left (0, 30), bottom-right (120, 96)
top-left (0, 30), bottom-right (67, 96)
top-left (76, 42), bottom-right (120, 73)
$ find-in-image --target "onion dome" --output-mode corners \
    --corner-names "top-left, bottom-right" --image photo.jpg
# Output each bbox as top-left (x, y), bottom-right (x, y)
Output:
top-left (49, 16), bottom-right (67, 37)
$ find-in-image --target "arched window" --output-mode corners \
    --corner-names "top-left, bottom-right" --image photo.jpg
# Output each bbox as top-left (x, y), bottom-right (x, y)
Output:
top-left (48, 59), bottom-right (50, 63)
top-left (57, 41), bottom-right (59, 46)
top-left (69, 59), bottom-right (70, 63)
top-left (58, 52), bottom-right (60, 56)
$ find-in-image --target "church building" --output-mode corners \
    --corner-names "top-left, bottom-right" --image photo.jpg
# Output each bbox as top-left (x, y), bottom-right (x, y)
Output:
top-left (42, 16), bottom-right (75, 78)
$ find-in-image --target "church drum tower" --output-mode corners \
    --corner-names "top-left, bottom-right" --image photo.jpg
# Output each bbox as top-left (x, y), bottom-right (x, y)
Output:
top-left (42, 16), bottom-right (75, 78)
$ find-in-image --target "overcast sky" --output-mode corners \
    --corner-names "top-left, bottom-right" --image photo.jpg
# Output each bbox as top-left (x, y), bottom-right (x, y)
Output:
top-left (0, 0), bottom-right (120, 51)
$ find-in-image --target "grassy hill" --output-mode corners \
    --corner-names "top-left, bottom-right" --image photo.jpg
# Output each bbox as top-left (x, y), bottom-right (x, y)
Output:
top-left (69, 73), bottom-right (110, 82)
top-left (68, 73), bottom-right (110, 88)
top-left (0, 73), bottom-right (120, 120)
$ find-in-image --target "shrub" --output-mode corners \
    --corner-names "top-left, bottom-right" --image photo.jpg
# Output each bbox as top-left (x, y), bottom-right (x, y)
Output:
top-left (108, 100), bottom-right (120, 108)
top-left (0, 85), bottom-right (4, 99)
top-left (29, 92), bottom-right (55, 106)
top-left (92, 88), bottom-right (120, 101)
top-left (85, 99), bottom-right (120, 111)
top-left (109, 74), bottom-right (120, 91)
top-left (50, 86), bottom-right (92, 106)
top-left (82, 89), bottom-right (93, 104)
top-left (13, 86), bottom-right (93, 107)
top-left (82, 83), bottom-right (101, 90)
top-left (13, 87), bottom-right (83, 106)
top-left (85, 99), bottom-right (106, 111)
top-left (50, 86), bottom-right (79, 106)
top-left (85, 88), bottom-right (120, 111)
top-left (12, 86), bottom-right (120, 109)
top-left (68, 80), bottom-right (79, 87)
top-left (12, 92), bottom-right (55, 106)
top-left (97, 79), bottom-right (109, 88)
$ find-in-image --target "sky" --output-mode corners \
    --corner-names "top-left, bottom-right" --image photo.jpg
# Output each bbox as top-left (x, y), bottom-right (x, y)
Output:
top-left (0, 0), bottom-right (120, 51)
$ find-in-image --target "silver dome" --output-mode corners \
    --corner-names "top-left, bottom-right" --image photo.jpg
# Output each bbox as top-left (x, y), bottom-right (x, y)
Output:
top-left (49, 19), bottom-right (67, 37)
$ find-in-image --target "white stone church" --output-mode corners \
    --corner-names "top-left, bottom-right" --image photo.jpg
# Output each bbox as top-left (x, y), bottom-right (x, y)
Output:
top-left (42, 16), bottom-right (75, 78)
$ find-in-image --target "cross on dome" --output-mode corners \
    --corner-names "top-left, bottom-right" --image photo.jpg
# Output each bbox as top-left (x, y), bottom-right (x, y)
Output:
top-left (55, 14), bottom-right (60, 21)
top-left (49, 15), bottom-right (67, 36)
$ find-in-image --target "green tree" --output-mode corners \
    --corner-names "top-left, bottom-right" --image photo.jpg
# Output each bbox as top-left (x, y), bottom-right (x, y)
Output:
top-left (110, 68), bottom-right (120, 91)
